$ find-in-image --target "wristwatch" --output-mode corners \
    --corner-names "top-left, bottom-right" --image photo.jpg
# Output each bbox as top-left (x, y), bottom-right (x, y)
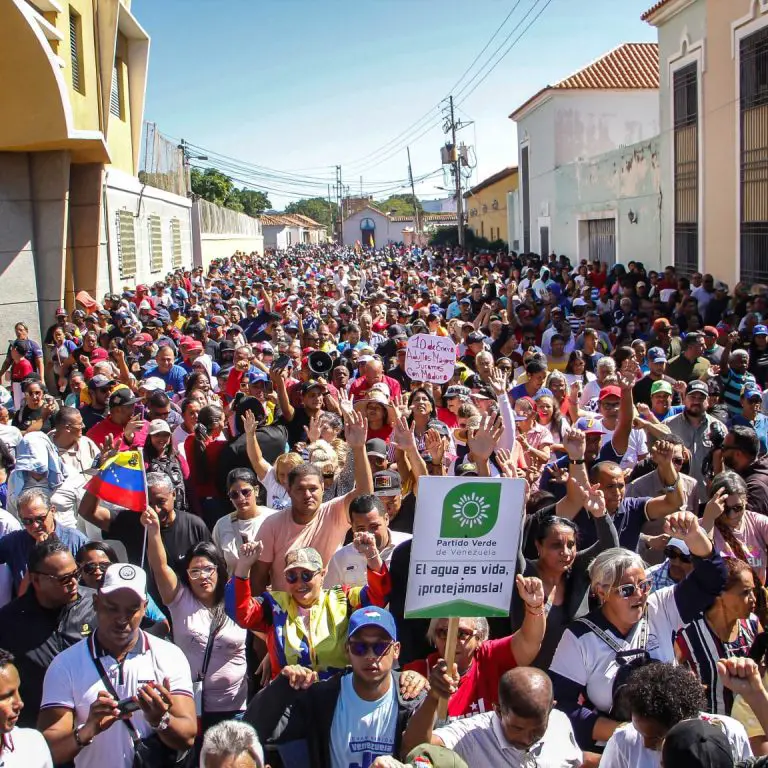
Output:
top-left (662, 478), bottom-right (680, 493)
top-left (569, 458), bottom-right (585, 465)
top-left (155, 710), bottom-right (171, 731)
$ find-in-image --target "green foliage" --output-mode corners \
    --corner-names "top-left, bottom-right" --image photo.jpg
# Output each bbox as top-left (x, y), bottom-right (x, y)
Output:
top-left (191, 168), bottom-right (271, 216)
top-left (285, 197), bottom-right (337, 232)
top-left (428, 226), bottom-right (507, 252)
top-left (376, 194), bottom-right (424, 218)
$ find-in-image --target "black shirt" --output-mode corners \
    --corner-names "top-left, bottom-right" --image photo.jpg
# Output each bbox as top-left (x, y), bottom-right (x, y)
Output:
top-left (283, 407), bottom-right (313, 449)
top-left (388, 540), bottom-right (430, 665)
top-left (81, 403), bottom-right (107, 431)
top-left (217, 426), bottom-right (288, 496)
top-left (11, 406), bottom-right (53, 433)
top-left (389, 493), bottom-right (416, 535)
top-left (0, 587), bottom-right (96, 726)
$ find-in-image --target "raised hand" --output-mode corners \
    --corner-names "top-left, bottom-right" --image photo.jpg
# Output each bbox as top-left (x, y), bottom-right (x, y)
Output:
top-left (388, 393), bottom-right (408, 419)
top-left (140, 507), bottom-right (161, 532)
top-left (571, 479), bottom-right (607, 518)
top-left (242, 409), bottom-right (258, 437)
top-left (673, 379), bottom-right (688, 396)
top-left (515, 574), bottom-right (545, 610)
top-left (391, 413), bottom-right (416, 452)
top-left (706, 365), bottom-right (721, 379)
top-left (352, 531), bottom-right (379, 559)
top-left (548, 461), bottom-right (570, 485)
top-left (305, 414), bottom-right (322, 444)
top-left (663, 511), bottom-right (699, 541)
top-left (495, 446), bottom-right (518, 479)
top-left (568, 381), bottom-right (583, 404)
top-left (467, 411), bottom-right (503, 461)
top-left (617, 358), bottom-right (639, 391)
top-left (424, 428), bottom-right (445, 464)
top-left (636, 402), bottom-right (651, 417)
top-left (489, 368), bottom-right (508, 397)
top-left (704, 487), bottom-right (728, 521)
top-left (236, 540), bottom-right (264, 574)
top-left (338, 388), bottom-right (353, 415)
top-left (563, 429), bottom-right (586, 460)
top-left (343, 408), bottom-right (368, 448)
top-left (717, 657), bottom-right (766, 700)
top-left (427, 659), bottom-right (460, 702)
top-left (650, 440), bottom-right (675, 469)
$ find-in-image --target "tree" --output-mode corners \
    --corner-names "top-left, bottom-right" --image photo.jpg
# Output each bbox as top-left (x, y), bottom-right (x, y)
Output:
top-left (285, 197), bottom-right (337, 232)
top-left (236, 189), bottom-right (271, 216)
top-left (376, 193), bottom-right (424, 218)
top-left (191, 168), bottom-right (271, 216)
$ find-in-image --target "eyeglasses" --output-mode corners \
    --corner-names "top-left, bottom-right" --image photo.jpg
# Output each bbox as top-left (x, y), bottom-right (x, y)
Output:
top-left (614, 579), bottom-right (652, 599)
top-left (20, 510), bottom-right (50, 528)
top-left (187, 566), bottom-right (216, 580)
top-left (664, 547), bottom-right (692, 563)
top-left (285, 569), bottom-right (320, 584)
top-left (348, 640), bottom-right (394, 657)
top-left (436, 627), bottom-right (476, 642)
top-left (228, 487), bottom-right (253, 500)
top-left (82, 561), bottom-right (110, 575)
top-left (33, 568), bottom-right (80, 585)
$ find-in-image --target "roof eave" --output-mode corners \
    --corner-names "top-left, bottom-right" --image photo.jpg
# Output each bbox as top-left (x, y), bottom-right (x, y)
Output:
top-left (509, 89), bottom-right (552, 122)
top-left (642, 0), bottom-right (696, 26)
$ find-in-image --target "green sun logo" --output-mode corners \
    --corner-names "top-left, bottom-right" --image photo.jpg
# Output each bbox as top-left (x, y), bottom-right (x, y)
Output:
top-left (440, 482), bottom-right (500, 538)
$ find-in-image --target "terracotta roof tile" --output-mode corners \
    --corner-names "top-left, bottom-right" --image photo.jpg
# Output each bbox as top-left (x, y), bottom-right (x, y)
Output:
top-left (641, 0), bottom-right (672, 21)
top-left (510, 43), bottom-right (659, 120)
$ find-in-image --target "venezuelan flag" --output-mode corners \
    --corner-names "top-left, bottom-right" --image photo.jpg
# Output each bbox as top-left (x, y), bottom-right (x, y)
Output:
top-left (85, 450), bottom-right (147, 512)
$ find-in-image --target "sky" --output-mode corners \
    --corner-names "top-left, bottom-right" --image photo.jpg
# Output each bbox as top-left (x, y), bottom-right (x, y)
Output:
top-left (133, 0), bottom-right (657, 208)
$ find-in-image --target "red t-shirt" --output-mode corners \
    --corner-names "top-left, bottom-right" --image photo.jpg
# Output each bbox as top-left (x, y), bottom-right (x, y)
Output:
top-left (11, 358), bottom-right (33, 383)
top-left (436, 407), bottom-right (458, 428)
top-left (404, 637), bottom-right (517, 718)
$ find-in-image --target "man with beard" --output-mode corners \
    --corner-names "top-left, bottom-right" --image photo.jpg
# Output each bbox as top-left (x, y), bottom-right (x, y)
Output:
top-left (719, 425), bottom-right (768, 516)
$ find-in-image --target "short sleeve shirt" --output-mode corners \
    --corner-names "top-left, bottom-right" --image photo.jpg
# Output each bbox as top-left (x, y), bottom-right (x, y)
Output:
top-left (573, 497), bottom-right (648, 551)
top-left (257, 497), bottom-right (350, 591)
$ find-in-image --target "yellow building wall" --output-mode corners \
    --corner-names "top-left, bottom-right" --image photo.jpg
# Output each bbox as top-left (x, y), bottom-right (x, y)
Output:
top-left (106, 32), bottom-right (134, 174)
top-left (465, 172), bottom-right (518, 242)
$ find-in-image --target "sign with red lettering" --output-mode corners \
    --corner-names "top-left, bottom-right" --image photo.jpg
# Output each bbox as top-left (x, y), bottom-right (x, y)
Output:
top-left (404, 334), bottom-right (457, 384)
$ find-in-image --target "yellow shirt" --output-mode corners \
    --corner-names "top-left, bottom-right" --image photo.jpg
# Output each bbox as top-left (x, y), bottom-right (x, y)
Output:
top-left (732, 673), bottom-right (768, 737)
top-left (547, 355), bottom-right (569, 373)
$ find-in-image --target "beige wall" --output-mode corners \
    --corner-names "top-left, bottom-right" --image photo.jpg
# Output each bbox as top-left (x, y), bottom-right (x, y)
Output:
top-left (465, 172), bottom-right (519, 242)
top-left (106, 33), bottom-right (134, 174)
top-left (61, 0), bottom-right (101, 133)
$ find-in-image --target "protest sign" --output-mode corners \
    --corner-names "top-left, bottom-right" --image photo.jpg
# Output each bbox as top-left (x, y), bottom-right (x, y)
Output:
top-left (404, 334), bottom-right (457, 384)
top-left (404, 476), bottom-right (524, 619)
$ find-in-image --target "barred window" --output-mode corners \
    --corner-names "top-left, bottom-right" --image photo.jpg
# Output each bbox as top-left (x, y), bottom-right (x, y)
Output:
top-left (170, 218), bottom-right (182, 268)
top-left (69, 9), bottom-right (84, 94)
top-left (116, 210), bottom-right (136, 278)
top-left (148, 215), bottom-right (163, 273)
top-left (110, 60), bottom-right (123, 119)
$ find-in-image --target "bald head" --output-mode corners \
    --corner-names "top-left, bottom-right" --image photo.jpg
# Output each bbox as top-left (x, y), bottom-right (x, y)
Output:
top-left (364, 359), bottom-right (383, 382)
top-left (498, 667), bottom-right (553, 719)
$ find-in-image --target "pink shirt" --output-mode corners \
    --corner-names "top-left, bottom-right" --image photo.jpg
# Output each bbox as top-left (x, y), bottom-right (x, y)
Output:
top-left (168, 585), bottom-right (248, 712)
top-left (714, 511), bottom-right (768, 582)
top-left (256, 496), bottom-right (350, 591)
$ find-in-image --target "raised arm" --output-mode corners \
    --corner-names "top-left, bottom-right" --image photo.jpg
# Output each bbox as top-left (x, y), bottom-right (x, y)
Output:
top-left (243, 409), bottom-right (271, 482)
top-left (140, 507), bottom-right (178, 607)
top-left (645, 441), bottom-right (686, 520)
top-left (509, 575), bottom-right (546, 666)
top-left (77, 490), bottom-right (113, 533)
top-left (234, 541), bottom-right (270, 631)
top-left (488, 369), bottom-right (515, 451)
top-left (612, 358), bottom-right (639, 458)
top-left (555, 431), bottom-right (590, 520)
top-left (340, 409), bottom-right (373, 513)
top-left (270, 367), bottom-right (294, 423)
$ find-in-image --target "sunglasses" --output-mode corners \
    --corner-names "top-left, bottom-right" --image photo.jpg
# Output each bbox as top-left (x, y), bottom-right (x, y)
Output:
top-left (614, 579), bottom-right (652, 599)
top-left (34, 568), bottom-right (81, 585)
top-left (348, 640), bottom-right (394, 657)
top-left (228, 488), bottom-right (253, 500)
top-left (187, 566), bottom-right (216, 580)
top-left (664, 547), bottom-right (692, 563)
top-left (322, 472), bottom-right (335, 480)
top-left (20, 511), bottom-right (50, 528)
top-left (436, 627), bottom-right (475, 642)
top-left (285, 569), bottom-right (320, 584)
top-left (725, 503), bottom-right (746, 516)
top-left (82, 561), bottom-right (110, 575)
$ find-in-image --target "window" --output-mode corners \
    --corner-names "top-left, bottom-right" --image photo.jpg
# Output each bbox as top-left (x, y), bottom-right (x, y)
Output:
top-left (148, 215), bottom-right (163, 273)
top-left (587, 219), bottom-right (616, 264)
top-left (521, 146), bottom-right (531, 252)
top-left (170, 218), bottom-right (182, 268)
top-left (110, 59), bottom-right (123, 119)
top-left (741, 28), bottom-right (768, 283)
top-left (69, 9), bottom-right (83, 94)
top-left (673, 62), bottom-right (699, 276)
top-left (116, 210), bottom-right (136, 278)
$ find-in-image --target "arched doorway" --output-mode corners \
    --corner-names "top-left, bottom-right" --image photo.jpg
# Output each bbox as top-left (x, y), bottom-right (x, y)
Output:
top-left (360, 217), bottom-right (375, 248)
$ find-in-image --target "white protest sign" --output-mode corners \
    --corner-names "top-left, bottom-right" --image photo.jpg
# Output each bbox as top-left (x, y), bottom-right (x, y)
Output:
top-left (404, 334), bottom-right (457, 384)
top-left (405, 476), bottom-right (524, 618)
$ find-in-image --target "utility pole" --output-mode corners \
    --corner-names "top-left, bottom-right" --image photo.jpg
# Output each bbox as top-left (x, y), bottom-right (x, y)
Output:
top-left (447, 96), bottom-right (465, 249)
top-left (335, 165), bottom-right (344, 245)
top-left (327, 184), bottom-right (334, 242)
top-left (178, 139), bottom-right (208, 198)
top-left (407, 145), bottom-right (420, 238)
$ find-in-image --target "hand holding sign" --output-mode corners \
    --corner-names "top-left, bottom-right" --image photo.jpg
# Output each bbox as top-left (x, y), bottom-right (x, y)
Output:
top-left (405, 334), bottom-right (457, 384)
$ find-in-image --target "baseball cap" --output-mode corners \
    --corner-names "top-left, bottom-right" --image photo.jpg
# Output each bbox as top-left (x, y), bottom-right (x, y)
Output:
top-left (209, 315), bottom-right (227, 327)
top-left (101, 563), bottom-right (147, 600)
top-left (55, 307), bottom-right (67, 316)
top-left (130, 332), bottom-right (154, 346)
top-left (426, 419), bottom-right (450, 438)
top-left (365, 438), bottom-right (388, 459)
top-left (755, 324), bottom-right (768, 337)
top-left (574, 416), bottom-right (608, 435)
top-left (599, 385), bottom-right (622, 400)
top-left (90, 348), bottom-right (109, 362)
top-left (470, 387), bottom-right (495, 401)
top-left (573, 297), bottom-right (587, 307)
top-left (140, 376), bottom-right (166, 393)
top-left (405, 744), bottom-right (469, 768)
top-left (703, 325), bottom-right (720, 337)
top-left (666, 537), bottom-right (691, 556)
top-left (455, 461), bottom-right (479, 477)
top-left (247, 370), bottom-right (269, 385)
top-left (108, 388), bottom-right (139, 408)
top-left (743, 383), bottom-right (763, 401)
top-left (687, 380), bottom-right (709, 396)
top-left (661, 719), bottom-right (733, 768)
top-left (466, 331), bottom-right (485, 344)
top-left (301, 380), bottom-right (327, 394)
top-left (87, 374), bottom-right (115, 390)
top-left (444, 385), bottom-right (470, 400)
top-left (653, 318), bottom-right (672, 331)
top-left (373, 470), bottom-right (402, 497)
top-left (347, 607), bottom-right (397, 641)
top-left (647, 347), bottom-right (667, 363)
top-left (714, 280), bottom-right (728, 291)
top-left (650, 380), bottom-right (673, 397)
top-left (283, 547), bottom-right (323, 574)
top-left (147, 419), bottom-right (171, 436)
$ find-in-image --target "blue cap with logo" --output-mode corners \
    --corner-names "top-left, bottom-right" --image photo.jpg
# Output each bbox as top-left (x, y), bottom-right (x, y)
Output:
top-left (648, 347), bottom-right (667, 363)
top-left (743, 383), bottom-right (763, 401)
top-left (248, 370), bottom-right (269, 385)
top-left (574, 416), bottom-right (608, 435)
top-left (347, 607), bottom-right (398, 641)
top-left (754, 325), bottom-right (768, 337)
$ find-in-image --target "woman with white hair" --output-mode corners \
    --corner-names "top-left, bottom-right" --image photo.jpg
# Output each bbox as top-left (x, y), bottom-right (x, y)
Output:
top-left (549, 512), bottom-right (726, 764)
top-left (200, 720), bottom-right (265, 768)
top-left (580, 356), bottom-right (616, 407)
top-left (307, 439), bottom-right (352, 502)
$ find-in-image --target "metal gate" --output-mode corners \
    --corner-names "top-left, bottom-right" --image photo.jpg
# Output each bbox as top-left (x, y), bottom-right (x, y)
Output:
top-left (587, 219), bottom-right (616, 265)
top-left (540, 226), bottom-right (549, 257)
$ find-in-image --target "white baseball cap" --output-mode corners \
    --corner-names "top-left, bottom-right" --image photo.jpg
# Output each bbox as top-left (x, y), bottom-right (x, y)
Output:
top-left (101, 564), bottom-right (147, 600)
top-left (141, 376), bottom-right (166, 393)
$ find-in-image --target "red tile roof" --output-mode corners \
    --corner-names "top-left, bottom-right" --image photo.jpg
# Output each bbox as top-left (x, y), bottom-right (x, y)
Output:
top-left (641, 0), bottom-right (672, 21)
top-left (509, 43), bottom-right (659, 120)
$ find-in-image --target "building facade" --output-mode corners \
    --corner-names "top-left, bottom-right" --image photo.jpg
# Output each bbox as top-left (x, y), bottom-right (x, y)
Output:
top-left (644, 0), bottom-right (768, 285)
top-left (261, 214), bottom-right (326, 250)
top-left (0, 0), bottom-right (193, 339)
top-left (464, 166), bottom-right (518, 243)
top-left (342, 205), bottom-right (457, 248)
top-left (510, 43), bottom-right (661, 265)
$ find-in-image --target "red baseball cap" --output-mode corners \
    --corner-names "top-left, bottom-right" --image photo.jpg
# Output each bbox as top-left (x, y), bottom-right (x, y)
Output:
top-left (599, 385), bottom-right (622, 400)
top-left (90, 348), bottom-right (109, 362)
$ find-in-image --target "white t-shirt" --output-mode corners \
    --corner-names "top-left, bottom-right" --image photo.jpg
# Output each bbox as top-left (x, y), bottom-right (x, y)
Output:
top-left (599, 422), bottom-right (648, 471)
top-left (261, 466), bottom-right (290, 510)
top-left (0, 728), bottom-right (53, 768)
top-left (41, 631), bottom-right (193, 768)
top-left (172, 425), bottom-right (192, 460)
top-left (329, 673), bottom-right (398, 768)
top-left (434, 708), bottom-right (582, 768)
top-left (212, 510), bottom-right (276, 575)
top-left (601, 713), bottom-right (751, 768)
top-left (324, 530), bottom-right (411, 589)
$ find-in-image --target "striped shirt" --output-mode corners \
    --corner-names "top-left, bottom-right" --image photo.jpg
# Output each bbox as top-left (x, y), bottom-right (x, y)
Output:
top-left (722, 369), bottom-right (757, 415)
top-left (676, 614), bottom-right (759, 715)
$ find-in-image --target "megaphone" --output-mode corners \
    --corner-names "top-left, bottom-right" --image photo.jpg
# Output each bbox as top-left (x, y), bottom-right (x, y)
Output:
top-left (307, 350), bottom-right (333, 377)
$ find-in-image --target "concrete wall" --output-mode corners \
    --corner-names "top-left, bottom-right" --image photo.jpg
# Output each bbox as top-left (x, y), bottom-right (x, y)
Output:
top-left (198, 234), bottom-right (264, 268)
top-left (465, 172), bottom-right (518, 242)
top-left (343, 208), bottom-right (404, 246)
top-left (104, 168), bottom-right (193, 294)
top-left (553, 138), bottom-right (662, 269)
top-left (262, 226), bottom-right (290, 250)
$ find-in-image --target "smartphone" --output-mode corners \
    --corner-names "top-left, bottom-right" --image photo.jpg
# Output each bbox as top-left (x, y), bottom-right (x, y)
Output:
top-left (117, 697), bottom-right (141, 715)
top-left (272, 354), bottom-right (293, 371)
top-left (133, 403), bottom-right (145, 419)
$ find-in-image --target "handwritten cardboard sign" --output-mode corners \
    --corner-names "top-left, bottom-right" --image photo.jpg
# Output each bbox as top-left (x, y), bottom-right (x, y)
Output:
top-left (404, 334), bottom-right (457, 384)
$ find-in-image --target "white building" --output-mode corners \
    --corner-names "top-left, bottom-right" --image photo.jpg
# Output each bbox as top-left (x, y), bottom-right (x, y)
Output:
top-left (343, 205), bottom-right (457, 247)
top-left (261, 213), bottom-right (326, 250)
top-left (510, 43), bottom-right (661, 266)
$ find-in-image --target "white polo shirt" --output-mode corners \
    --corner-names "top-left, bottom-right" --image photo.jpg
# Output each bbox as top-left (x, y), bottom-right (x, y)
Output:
top-left (41, 631), bottom-right (193, 768)
top-left (433, 708), bottom-right (582, 768)
top-left (0, 728), bottom-right (53, 767)
top-left (324, 530), bottom-right (411, 589)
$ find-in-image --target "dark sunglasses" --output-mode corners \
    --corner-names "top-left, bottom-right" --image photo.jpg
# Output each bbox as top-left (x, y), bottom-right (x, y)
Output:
top-left (33, 568), bottom-right (81, 585)
top-left (82, 562), bottom-right (110, 575)
top-left (348, 640), bottom-right (394, 657)
top-left (664, 547), bottom-right (692, 563)
top-left (285, 569), bottom-right (320, 584)
top-left (436, 627), bottom-right (475, 642)
top-left (228, 487), bottom-right (253, 500)
top-left (20, 510), bottom-right (50, 528)
top-left (322, 472), bottom-right (335, 480)
top-left (614, 579), bottom-right (652, 599)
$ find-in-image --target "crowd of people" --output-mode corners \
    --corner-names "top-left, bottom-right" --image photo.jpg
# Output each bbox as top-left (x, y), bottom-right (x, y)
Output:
top-left (2, 246), bottom-right (768, 767)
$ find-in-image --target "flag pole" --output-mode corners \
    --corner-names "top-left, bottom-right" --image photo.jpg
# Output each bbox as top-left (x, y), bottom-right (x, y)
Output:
top-left (138, 446), bottom-right (149, 570)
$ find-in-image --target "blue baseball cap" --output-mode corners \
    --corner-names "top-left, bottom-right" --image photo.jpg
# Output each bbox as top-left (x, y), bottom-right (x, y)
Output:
top-left (648, 347), bottom-right (667, 363)
top-left (754, 325), bottom-right (768, 337)
top-left (347, 607), bottom-right (397, 641)
top-left (575, 416), bottom-right (608, 435)
top-left (743, 383), bottom-right (763, 401)
top-left (248, 370), bottom-right (269, 385)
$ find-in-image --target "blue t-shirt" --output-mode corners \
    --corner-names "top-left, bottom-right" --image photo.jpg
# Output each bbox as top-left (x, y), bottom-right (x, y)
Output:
top-left (732, 413), bottom-right (768, 456)
top-left (574, 496), bottom-right (648, 552)
top-left (142, 364), bottom-right (188, 394)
